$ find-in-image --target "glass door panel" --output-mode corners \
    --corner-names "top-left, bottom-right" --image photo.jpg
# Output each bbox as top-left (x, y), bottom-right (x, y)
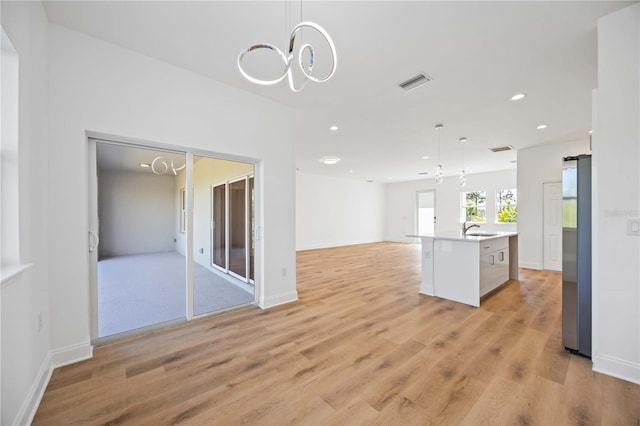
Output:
top-left (229, 179), bottom-right (247, 279)
top-left (212, 183), bottom-right (227, 270)
top-left (249, 176), bottom-right (255, 282)
top-left (192, 157), bottom-right (254, 316)
top-left (94, 141), bottom-right (186, 338)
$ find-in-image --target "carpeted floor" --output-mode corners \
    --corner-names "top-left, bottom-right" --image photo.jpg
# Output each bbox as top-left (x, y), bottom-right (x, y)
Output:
top-left (97, 251), bottom-right (254, 337)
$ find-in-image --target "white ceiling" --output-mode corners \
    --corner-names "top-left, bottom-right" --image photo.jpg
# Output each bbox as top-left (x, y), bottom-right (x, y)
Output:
top-left (43, 1), bottom-right (633, 183)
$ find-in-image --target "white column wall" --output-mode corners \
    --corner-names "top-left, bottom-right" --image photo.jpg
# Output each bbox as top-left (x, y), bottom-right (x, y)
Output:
top-left (385, 169), bottom-right (517, 243)
top-left (0, 2), bottom-right (51, 425)
top-left (516, 140), bottom-right (590, 269)
top-left (593, 3), bottom-right (639, 384)
top-left (296, 172), bottom-right (385, 250)
top-left (47, 24), bottom-right (298, 359)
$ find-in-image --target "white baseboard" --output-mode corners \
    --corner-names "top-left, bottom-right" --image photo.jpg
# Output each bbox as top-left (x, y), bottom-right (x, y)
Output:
top-left (50, 340), bottom-right (93, 368)
top-left (519, 261), bottom-right (543, 270)
top-left (593, 353), bottom-right (640, 384)
top-left (296, 239), bottom-right (384, 251)
top-left (15, 352), bottom-right (52, 426)
top-left (17, 342), bottom-right (94, 424)
top-left (259, 291), bottom-right (298, 309)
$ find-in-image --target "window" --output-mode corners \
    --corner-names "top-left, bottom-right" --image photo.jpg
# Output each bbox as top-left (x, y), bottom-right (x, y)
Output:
top-left (1, 28), bottom-right (20, 270)
top-left (180, 188), bottom-right (186, 233)
top-left (461, 191), bottom-right (486, 223)
top-left (496, 189), bottom-right (517, 223)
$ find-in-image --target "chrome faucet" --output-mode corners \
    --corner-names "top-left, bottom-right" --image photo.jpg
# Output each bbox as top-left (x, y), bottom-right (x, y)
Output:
top-left (462, 221), bottom-right (480, 235)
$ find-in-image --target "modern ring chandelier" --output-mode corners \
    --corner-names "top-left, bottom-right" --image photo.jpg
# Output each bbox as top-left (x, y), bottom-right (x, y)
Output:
top-left (151, 156), bottom-right (185, 176)
top-left (237, 4), bottom-right (337, 92)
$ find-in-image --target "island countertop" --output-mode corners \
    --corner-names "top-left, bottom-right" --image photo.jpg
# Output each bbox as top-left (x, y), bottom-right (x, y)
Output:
top-left (406, 230), bottom-right (518, 242)
top-left (409, 231), bottom-right (519, 307)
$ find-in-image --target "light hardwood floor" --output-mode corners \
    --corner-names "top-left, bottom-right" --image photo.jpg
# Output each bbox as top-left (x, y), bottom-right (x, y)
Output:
top-left (34, 242), bottom-right (639, 425)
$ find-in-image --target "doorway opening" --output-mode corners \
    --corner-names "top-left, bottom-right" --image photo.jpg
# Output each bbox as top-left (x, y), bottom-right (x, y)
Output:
top-left (89, 139), bottom-right (257, 342)
top-left (543, 181), bottom-right (562, 271)
top-left (416, 190), bottom-right (436, 234)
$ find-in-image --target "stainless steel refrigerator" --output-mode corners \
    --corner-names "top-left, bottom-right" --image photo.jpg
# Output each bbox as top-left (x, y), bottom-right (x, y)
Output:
top-left (562, 154), bottom-right (592, 357)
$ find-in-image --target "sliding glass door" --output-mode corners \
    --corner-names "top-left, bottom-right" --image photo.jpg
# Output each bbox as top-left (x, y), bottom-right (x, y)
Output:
top-left (89, 139), bottom-right (257, 342)
top-left (212, 184), bottom-right (226, 270)
top-left (91, 141), bottom-right (187, 339)
top-left (211, 176), bottom-right (254, 283)
top-left (192, 156), bottom-right (255, 316)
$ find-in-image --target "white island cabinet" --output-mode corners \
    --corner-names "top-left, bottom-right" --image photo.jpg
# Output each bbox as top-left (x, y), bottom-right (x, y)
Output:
top-left (407, 231), bottom-right (518, 307)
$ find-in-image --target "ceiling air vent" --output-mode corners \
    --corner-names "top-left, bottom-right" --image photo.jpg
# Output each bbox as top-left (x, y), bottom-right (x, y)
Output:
top-left (489, 145), bottom-right (514, 153)
top-left (398, 73), bottom-right (432, 91)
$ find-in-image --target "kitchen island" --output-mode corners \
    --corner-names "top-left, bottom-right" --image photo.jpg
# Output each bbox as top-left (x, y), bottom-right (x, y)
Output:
top-left (407, 231), bottom-right (518, 307)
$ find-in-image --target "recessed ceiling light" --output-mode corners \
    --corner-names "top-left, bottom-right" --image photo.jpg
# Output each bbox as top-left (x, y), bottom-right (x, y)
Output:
top-left (348, 170), bottom-right (354, 174)
top-left (459, 137), bottom-right (467, 143)
top-left (536, 124), bottom-right (548, 130)
top-left (139, 163), bottom-right (151, 168)
top-left (510, 93), bottom-right (527, 101)
top-left (422, 156), bottom-right (430, 160)
top-left (588, 130), bottom-right (593, 134)
top-left (330, 125), bottom-right (339, 131)
top-left (320, 156), bottom-right (341, 165)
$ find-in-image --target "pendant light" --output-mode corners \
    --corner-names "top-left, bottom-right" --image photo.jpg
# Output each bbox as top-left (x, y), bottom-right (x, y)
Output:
top-left (459, 137), bottom-right (467, 187)
top-left (434, 124), bottom-right (444, 184)
top-left (237, 0), bottom-right (337, 92)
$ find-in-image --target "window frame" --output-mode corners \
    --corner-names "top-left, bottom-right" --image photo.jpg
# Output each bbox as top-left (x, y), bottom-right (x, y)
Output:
top-left (495, 188), bottom-right (518, 224)
top-left (461, 191), bottom-right (487, 223)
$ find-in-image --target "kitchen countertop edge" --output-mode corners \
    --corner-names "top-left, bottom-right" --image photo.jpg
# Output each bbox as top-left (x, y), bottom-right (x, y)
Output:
top-left (406, 231), bottom-right (518, 242)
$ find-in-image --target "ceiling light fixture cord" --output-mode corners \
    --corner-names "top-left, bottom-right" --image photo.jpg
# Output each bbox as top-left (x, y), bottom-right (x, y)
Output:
top-left (435, 124), bottom-right (444, 184)
top-left (237, 0), bottom-right (337, 92)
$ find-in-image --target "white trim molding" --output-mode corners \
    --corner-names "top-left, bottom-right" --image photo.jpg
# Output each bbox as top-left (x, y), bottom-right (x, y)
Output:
top-left (15, 353), bottom-right (52, 426)
top-left (50, 341), bottom-right (93, 368)
top-left (0, 263), bottom-right (33, 288)
top-left (259, 291), bottom-right (298, 309)
top-left (593, 353), bottom-right (640, 385)
top-left (518, 262), bottom-right (543, 270)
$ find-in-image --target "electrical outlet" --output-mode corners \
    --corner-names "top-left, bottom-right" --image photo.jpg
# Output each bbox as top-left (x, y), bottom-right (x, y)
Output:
top-left (199, 248), bottom-right (204, 254)
top-left (281, 267), bottom-right (287, 277)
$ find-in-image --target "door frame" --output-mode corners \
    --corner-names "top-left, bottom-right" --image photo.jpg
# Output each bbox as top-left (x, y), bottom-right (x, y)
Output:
top-left (87, 131), bottom-right (261, 345)
top-left (542, 180), bottom-right (562, 271)
top-left (415, 189), bottom-right (437, 234)
top-left (210, 173), bottom-right (255, 284)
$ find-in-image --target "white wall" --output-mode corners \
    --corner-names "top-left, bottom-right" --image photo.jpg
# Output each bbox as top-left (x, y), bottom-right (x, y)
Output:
top-left (517, 140), bottom-right (590, 269)
top-left (296, 172), bottom-right (386, 250)
top-left (1, 2), bottom-right (51, 425)
top-left (386, 169), bottom-right (517, 243)
top-left (46, 22), bottom-right (297, 361)
top-left (592, 3), bottom-right (639, 384)
top-left (98, 170), bottom-right (176, 257)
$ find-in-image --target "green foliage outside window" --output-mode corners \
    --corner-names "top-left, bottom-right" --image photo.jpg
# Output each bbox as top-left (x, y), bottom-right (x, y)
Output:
top-left (463, 191), bottom-right (486, 223)
top-left (496, 189), bottom-right (517, 223)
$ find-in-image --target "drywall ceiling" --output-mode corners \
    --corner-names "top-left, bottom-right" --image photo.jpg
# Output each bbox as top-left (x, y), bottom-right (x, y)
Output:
top-left (96, 141), bottom-right (187, 174)
top-left (43, 1), bottom-right (633, 183)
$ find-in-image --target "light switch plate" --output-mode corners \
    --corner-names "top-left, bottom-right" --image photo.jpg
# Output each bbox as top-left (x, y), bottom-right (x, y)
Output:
top-left (627, 219), bottom-right (640, 236)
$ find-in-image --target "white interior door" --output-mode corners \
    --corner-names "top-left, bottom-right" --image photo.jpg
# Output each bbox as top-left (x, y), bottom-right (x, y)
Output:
top-left (416, 190), bottom-right (436, 234)
top-left (543, 181), bottom-right (562, 271)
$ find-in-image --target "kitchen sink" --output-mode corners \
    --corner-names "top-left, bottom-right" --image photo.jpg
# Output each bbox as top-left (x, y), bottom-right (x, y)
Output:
top-left (465, 232), bottom-right (499, 237)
